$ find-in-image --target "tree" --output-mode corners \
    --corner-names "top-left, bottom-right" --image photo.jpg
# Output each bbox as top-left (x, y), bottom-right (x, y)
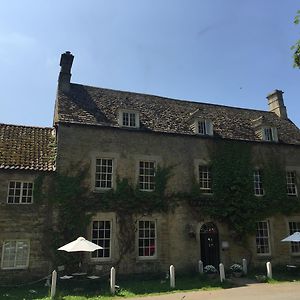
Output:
top-left (292, 10), bottom-right (300, 68)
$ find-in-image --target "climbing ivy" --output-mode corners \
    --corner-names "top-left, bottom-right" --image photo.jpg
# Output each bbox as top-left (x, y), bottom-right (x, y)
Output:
top-left (34, 142), bottom-right (300, 267)
top-left (187, 141), bottom-right (300, 239)
top-left (34, 165), bottom-right (174, 269)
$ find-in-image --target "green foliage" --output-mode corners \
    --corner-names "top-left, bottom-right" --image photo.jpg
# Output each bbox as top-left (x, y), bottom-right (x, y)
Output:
top-left (209, 142), bottom-right (256, 235)
top-left (291, 10), bottom-right (300, 68)
top-left (93, 165), bottom-right (174, 214)
top-left (33, 173), bottom-right (45, 203)
top-left (0, 273), bottom-right (235, 299)
top-left (187, 141), bottom-right (300, 238)
top-left (34, 165), bottom-right (173, 268)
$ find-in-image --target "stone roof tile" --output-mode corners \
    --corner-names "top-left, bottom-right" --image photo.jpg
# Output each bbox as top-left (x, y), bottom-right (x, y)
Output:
top-left (54, 83), bottom-right (300, 145)
top-left (0, 124), bottom-right (56, 171)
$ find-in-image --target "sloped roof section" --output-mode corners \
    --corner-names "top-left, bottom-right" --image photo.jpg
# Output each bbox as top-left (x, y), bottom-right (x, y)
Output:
top-left (55, 83), bottom-right (300, 145)
top-left (0, 124), bottom-right (56, 171)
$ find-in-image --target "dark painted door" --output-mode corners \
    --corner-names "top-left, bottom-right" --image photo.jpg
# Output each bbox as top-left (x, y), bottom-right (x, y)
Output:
top-left (200, 222), bottom-right (220, 268)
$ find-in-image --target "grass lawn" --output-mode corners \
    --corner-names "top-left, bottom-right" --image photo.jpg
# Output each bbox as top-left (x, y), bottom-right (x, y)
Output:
top-left (0, 273), bottom-right (233, 300)
top-left (2, 266), bottom-right (300, 300)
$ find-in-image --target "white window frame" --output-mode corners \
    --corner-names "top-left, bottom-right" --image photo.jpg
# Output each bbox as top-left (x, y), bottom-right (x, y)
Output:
top-left (253, 170), bottom-right (264, 196)
top-left (94, 158), bottom-right (114, 191)
top-left (7, 181), bottom-right (34, 204)
top-left (1, 240), bottom-right (30, 269)
top-left (139, 161), bottom-right (156, 191)
top-left (262, 127), bottom-right (278, 142)
top-left (91, 220), bottom-right (112, 261)
top-left (288, 221), bottom-right (300, 254)
top-left (199, 165), bottom-right (212, 194)
top-left (137, 220), bottom-right (157, 260)
top-left (193, 119), bottom-right (213, 136)
top-left (118, 110), bottom-right (140, 128)
top-left (287, 171), bottom-right (297, 196)
top-left (255, 221), bottom-right (271, 256)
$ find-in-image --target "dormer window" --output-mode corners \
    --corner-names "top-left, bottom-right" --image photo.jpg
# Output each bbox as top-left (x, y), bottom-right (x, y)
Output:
top-left (191, 119), bottom-right (213, 136)
top-left (118, 110), bottom-right (139, 128)
top-left (251, 117), bottom-right (278, 143)
top-left (262, 127), bottom-right (278, 142)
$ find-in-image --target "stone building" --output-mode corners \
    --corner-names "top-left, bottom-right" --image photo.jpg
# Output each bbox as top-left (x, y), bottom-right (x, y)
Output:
top-left (1, 51), bottom-right (300, 281)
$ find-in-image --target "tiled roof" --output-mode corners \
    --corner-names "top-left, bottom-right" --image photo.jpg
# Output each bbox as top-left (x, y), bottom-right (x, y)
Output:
top-left (0, 124), bottom-right (56, 171)
top-left (55, 83), bottom-right (300, 145)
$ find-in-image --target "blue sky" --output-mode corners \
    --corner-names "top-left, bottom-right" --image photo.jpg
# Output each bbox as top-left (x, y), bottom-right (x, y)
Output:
top-left (0, 0), bottom-right (299, 127)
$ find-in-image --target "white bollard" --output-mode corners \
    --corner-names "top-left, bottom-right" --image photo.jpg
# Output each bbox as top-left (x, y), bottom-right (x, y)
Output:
top-left (266, 262), bottom-right (272, 279)
top-left (198, 260), bottom-right (203, 274)
top-left (50, 270), bottom-right (57, 299)
top-left (110, 267), bottom-right (116, 295)
top-left (219, 263), bottom-right (225, 282)
top-left (242, 258), bottom-right (247, 275)
top-left (170, 265), bottom-right (175, 288)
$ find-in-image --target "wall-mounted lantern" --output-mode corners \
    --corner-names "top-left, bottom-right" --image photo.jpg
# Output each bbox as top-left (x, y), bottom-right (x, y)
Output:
top-left (221, 241), bottom-right (229, 251)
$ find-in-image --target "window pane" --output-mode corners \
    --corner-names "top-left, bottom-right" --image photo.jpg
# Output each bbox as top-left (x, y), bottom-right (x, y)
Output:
top-left (91, 220), bottom-right (111, 259)
top-left (289, 222), bottom-right (300, 253)
top-left (7, 181), bottom-right (33, 204)
top-left (287, 171), bottom-right (297, 196)
top-left (199, 166), bottom-right (212, 193)
top-left (255, 221), bottom-right (270, 254)
top-left (139, 161), bottom-right (156, 191)
top-left (1, 240), bottom-right (29, 269)
top-left (95, 159), bottom-right (113, 189)
top-left (138, 220), bottom-right (156, 257)
top-left (254, 170), bottom-right (264, 196)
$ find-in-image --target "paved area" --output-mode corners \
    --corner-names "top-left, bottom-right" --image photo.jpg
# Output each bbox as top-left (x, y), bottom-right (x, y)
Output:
top-left (132, 282), bottom-right (300, 300)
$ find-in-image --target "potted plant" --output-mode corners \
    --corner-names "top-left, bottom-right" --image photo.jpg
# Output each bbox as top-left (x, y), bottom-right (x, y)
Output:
top-left (204, 265), bottom-right (218, 278)
top-left (229, 263), bottom-right (243, 277)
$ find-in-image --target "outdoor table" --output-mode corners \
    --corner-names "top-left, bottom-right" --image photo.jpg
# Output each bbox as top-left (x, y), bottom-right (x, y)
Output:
top-left (60, 275), bottom-right (73, 280)
top-left (71, 272), bottom-right (87, 276)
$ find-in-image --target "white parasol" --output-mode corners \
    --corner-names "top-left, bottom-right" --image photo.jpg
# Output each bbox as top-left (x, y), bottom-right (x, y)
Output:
top-left (281, 232), bottom-right (300, 242)
top-left (58, 237), bottom-right (103, 252)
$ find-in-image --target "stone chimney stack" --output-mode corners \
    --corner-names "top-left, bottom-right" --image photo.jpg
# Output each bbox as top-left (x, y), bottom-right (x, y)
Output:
top-left (266, 90), bottom-right (287, 119)
top-left (58, 51), bottom-right (74, 93)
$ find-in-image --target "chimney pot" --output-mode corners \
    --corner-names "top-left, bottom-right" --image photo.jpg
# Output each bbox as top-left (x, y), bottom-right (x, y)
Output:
top-left (58, 51), bottom-right (74, 93)
top-left (266, 89), bottom-right (287, 119)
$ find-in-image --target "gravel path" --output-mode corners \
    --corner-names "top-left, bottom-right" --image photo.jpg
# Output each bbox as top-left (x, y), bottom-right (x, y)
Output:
top-left (131, 282), bottom-right (300, 300)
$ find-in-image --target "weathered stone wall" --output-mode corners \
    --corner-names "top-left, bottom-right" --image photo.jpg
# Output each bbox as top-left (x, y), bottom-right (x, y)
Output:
top-left (54, 124), bottom-right (300, 273)
top-left (3, 123), bottom-right (300, 282)
top-left (0, 170), bottom-right (54, 283)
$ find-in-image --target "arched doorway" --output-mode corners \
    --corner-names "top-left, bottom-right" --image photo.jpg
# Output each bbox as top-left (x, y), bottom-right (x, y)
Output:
top-left (200, 222), bottom-right (220, 267)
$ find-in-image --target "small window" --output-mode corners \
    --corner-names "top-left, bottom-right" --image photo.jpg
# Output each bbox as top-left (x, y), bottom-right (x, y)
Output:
top-left (95, 158), bottom-right (113, 190)
top-left (288, 222), bottom-right (300, 253)
top-left (199, 166), bottom-right (212, 193)
top-left (139, 161), bottom-right (156, 191)
top-left (287, 171), bottom-right (297, 196)
top-left (118, 110), bottom-right (139, 128)
top-left (198, 120), bottom-right (207, 135)
top-left (138, 220), bottom-right (156, 258)
top-left (253, 170), bottom-right (264, 196)
top-left (255, 221), bottom-right (271, 255)
top-left (7, 181), bottom-right (33, 204)
top-left (1, 240), bottom-right (30, 269)
top-left (192, 119), bottom-right (213, 136)
top-left (91, 221), bottom-right (111, 259)
top-left (262, 127), bottom-right (278, 142)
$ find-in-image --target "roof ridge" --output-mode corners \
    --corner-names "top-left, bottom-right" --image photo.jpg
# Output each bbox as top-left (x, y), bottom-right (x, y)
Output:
top-left (0, 123), bottom-right (54, 130)
top-left (70, 82), bottom-right (274, 115)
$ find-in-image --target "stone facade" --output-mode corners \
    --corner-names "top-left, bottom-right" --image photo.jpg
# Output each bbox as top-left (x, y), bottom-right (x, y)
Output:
top-left (54, 123), bottom-right (300, 274)
top-left (0, 171), bottom-right (54, 283)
